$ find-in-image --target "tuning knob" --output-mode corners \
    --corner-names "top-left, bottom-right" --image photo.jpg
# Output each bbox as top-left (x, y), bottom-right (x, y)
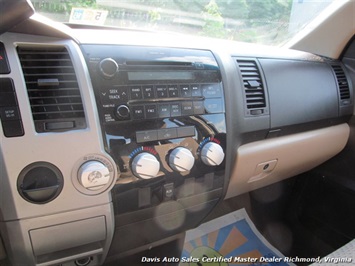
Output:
top-left (99, 58), bottom-right (118, 79)
top-left (131, 152), bottom-right (160, 179)
top-left (200, 142), bottom-right (225, 166)
top-left (169, 147), bottom-right (195, 172)
top-left (78, 161), bottom-right (111, 190)
top-left (116, 104), bottom-right (130, 119)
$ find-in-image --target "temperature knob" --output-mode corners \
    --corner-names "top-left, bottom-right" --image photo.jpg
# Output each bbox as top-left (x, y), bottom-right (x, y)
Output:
top-left (131, 152), bottom-right (160, 179)
top-left (169, 147), bottom-right (195, 172)
top-left (99, 58), bottom-right (118, 79)
top-left (78, 161), bottom-right (111, 190)
top-left (201, 142), bottom-right (225, 166)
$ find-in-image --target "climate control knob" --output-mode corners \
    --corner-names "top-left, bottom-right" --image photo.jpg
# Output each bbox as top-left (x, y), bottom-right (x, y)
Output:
top-left (78, 161), bottom-right (111, 190)
top-left (169, 147), bottom-right (195, 172)
top-left (131, 152), bottom-right (160, 179)
top-left (201, 142), bottom-right (225, 166)
top-left (99, 58), bottom-right (118, 79)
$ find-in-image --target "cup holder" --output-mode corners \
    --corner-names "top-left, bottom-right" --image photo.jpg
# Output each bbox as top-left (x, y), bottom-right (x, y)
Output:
top-left (17, 162), bottom-right (64, 204)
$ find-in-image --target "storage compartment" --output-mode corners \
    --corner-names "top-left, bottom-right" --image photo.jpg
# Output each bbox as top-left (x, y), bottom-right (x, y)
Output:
top-left (226, 124), bottom-right (350, 198)
top-left (30, 216), bottom-right (107, 264)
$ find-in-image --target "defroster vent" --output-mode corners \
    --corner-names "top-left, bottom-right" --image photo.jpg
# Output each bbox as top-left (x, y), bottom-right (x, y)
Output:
top-left (17, 46), bottom-right (86, 132)
top-left (331, 64), bottom-right (351, 105)
top-left (236, 59), bottom-right (267, 116)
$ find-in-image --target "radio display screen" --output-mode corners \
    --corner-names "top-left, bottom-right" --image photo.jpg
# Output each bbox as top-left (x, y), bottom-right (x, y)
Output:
top-left (128, 71), bottom-right (194, 81)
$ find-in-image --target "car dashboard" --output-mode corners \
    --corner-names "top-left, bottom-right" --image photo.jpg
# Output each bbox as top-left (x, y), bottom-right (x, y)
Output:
top-left (0, 10), bottom-right (353, 266)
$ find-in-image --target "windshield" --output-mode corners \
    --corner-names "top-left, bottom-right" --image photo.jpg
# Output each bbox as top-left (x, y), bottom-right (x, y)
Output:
top-left (32, 0), bottom-right (335, 46)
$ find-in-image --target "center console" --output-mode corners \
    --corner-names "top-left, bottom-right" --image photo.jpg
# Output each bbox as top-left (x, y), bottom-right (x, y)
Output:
top-left (82, 45), bottom-right (227, 258)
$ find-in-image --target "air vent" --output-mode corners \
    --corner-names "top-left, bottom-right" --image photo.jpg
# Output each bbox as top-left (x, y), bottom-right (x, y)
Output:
top-left (331, 64), bottom-right (351, 102)
top-left (17, 46), bottom-right (86, 132)
top-left (236, 59), bottom-right (267, 113)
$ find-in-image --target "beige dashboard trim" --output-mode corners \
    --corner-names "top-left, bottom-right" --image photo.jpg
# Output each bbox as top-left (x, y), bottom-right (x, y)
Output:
top-left (225, 124), bottom-right (350, 199)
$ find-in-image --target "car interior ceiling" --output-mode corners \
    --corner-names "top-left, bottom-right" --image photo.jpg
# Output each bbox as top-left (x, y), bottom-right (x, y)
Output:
top-left (0, 1), bottom-right (354, 266)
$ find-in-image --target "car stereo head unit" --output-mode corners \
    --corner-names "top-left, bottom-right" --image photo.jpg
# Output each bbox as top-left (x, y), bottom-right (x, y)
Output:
top-left (83, 45), bottom-right (226, 220)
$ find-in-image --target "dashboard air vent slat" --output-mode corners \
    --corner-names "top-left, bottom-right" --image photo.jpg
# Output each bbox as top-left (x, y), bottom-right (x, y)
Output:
top-left (236, 59), bottom-right (266, 110)
top-left (331, 64), bottom-right (351, 101)
top-left (17, 46), bottom-right (86, 132)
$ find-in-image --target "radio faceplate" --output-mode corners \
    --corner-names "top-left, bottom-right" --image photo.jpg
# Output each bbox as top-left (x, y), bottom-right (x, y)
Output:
top-left (82, 45), bottom-right (227, 217)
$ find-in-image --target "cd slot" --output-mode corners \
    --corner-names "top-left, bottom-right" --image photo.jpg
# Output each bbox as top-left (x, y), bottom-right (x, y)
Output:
top-left (125, 60), bottom-right (193, 67)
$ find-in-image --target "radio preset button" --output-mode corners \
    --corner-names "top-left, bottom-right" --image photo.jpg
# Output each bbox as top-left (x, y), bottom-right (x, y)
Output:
top-left (143, 86), bottom-right (155, 99)
top-left (191, 85), bottom-right (202, 97)
top-left (168, 85), bottom-right (179, 97)
top-left (132, 105), bottom-right (145, 119)
top-left (156, 86), bottom-right (168, 98)
top-left (180, 85), bottom-right (191, 97)
top-left (130, 86), bottom-right (143, 99)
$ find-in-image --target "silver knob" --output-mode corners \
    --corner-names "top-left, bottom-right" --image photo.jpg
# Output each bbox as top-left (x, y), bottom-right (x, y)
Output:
top-left (131, 152), bottom-right (160, 179)
top-left (201, 142), bottom-right (225, 166)
top-left (78, 161), bottom-right (111, 190)
top-left (169, 147), bottom-right (195, 172)
top-left (99, 58), bottom-right (118, 79)
top-left (116, 104), bottom-right (130, 119)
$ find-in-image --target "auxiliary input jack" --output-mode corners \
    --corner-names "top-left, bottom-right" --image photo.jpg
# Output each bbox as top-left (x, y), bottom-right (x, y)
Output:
top-left (75, 257), bottom-right (92, 266)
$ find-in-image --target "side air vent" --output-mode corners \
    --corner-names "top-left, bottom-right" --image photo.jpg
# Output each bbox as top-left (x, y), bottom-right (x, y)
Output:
top-left (331, 64), bottom-right (351, 104)
top-left (17, 46), bottom-right (86, 133)
top-left (236, 59), bottom-right (267, 115)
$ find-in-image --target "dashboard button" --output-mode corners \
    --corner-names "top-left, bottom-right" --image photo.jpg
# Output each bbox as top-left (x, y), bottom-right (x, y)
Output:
top-left (170, 103), bottom-right (181, 117)
top-left (204, 98), bottom-right (223, 113)
top-left (131, 105), bottom-right (145, 119)
top-left (158, 128), bottom-right (177, 140)
top-left (177, 126), bottom-right (195, 138)
top-left (143, 85), bottom-right (155, 99)
top-left (156, 86), bottom-right (168, 98)
top-left (130, 86), bottom-right (143, 99)
top-left (193, 101), bottom-right (205, 115)
top-left (202, 84), bottom-right (222, 98)
top-left (2, 120), bottom-right (24, 137)
top-left (180, 85), bottom-right (191, 97)
top-left (0, 92), bottom-right (17, 107)
top-left (145, 104), bottom-right (157, 119)
top-left (181, 101), bottom-right (193, 115)
top-left (158, 104), bottom-right (170, 118)
top-left (136, 130), bottom-right (158, 143)
top-left (108, 87), bottom-right (128, 102)
top-left (191, 84), bottom-right (202, 97)
top-left (0, 106), bottom-right (20, 121)
top-left (168, 85), bottom-right (179, 97)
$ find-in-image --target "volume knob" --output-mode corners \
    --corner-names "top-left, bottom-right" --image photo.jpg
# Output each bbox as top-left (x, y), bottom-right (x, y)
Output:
top-left (131, 152), bottom-right (160, 179)
top-left (169, 147), bottom-right (195, 172)
top-left (201, 142), bottom-right (225, 166)
top-left (99, 58), bottom-right (118, 79)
